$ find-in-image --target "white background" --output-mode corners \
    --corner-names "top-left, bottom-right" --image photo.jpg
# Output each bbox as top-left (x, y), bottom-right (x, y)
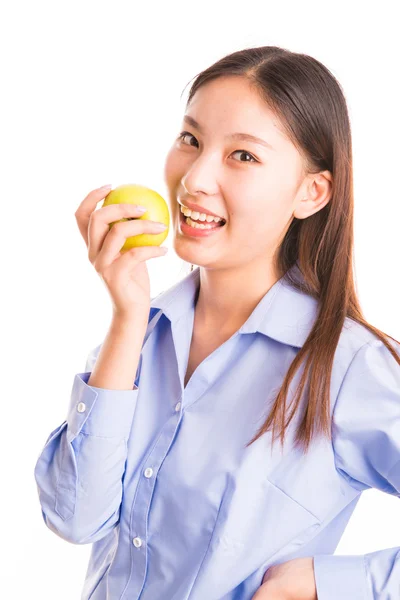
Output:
top-left (1, 0), bottom-right (399, 597)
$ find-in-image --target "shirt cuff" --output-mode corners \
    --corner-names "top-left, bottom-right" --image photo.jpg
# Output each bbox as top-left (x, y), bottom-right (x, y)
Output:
top-left (313, 554), bottom-right (371, 600)
top-left (66, 372), bottom-right (140, 441)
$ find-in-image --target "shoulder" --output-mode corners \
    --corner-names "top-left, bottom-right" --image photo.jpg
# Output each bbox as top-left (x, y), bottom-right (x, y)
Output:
top-left (332, 318), bottom-right (400, 413)
top-left (328, 318), bottom-right (400, 413)
top-left (335, 316), bottom-right (400, 366)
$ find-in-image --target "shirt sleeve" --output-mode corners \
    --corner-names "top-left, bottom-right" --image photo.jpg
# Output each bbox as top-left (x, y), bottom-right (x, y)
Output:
top-left (33, 342), bottom-right (141, 545)
top-left (313, 339), bottom-right (400, 600)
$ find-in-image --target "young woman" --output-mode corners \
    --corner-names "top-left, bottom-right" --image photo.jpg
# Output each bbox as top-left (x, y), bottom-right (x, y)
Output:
top-left (34, 46), bottom-right (400, 600)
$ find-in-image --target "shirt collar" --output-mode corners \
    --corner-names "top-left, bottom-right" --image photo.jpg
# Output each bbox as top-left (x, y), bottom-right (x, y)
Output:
top-left (150, 263), bottom-right (318, 348)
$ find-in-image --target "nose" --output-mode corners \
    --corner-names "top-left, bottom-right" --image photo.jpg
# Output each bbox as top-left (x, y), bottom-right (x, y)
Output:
top-left (181, 154), bottom-right (220, 198)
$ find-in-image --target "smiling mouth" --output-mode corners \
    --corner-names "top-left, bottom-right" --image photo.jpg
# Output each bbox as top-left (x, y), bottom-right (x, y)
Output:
top-left (179, 210), bottom-right (225, 229)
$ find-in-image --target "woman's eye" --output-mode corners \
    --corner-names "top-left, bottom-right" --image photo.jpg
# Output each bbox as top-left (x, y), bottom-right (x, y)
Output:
top-left (177, 131), bottom-right (198, 147)
top-left (176, 131), bottom-right (259, 163)
top-left (231, 150), bottom-right (258, 163)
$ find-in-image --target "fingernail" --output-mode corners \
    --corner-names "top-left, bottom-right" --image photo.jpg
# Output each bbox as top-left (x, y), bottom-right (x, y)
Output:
top-left (136, 206), bottom-right (147, 212)
top-left (100, 184), bottom-right (112, 190)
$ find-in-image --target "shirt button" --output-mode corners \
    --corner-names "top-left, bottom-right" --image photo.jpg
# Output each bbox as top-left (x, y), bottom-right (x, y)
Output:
top-left (77, 402), bottom-right (86, 413)
top-left (175, 402), bottom-right (181, 412)
top-left (132, 537), bottom-right (142, 548)
top-left (144, 467), bottom-right (153, 478)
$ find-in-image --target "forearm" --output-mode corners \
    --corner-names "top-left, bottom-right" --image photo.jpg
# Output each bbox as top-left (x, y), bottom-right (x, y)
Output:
top-left (87, 311), bottom-right (149, 390)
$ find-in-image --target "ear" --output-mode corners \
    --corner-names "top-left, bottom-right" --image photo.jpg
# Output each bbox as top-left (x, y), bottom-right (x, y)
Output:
top-left (294, 170), bottom-right (333, 220)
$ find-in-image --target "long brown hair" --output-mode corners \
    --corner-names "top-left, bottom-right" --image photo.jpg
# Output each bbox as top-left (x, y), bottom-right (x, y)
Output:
top-left (182, 45), bottom-right (400, 455)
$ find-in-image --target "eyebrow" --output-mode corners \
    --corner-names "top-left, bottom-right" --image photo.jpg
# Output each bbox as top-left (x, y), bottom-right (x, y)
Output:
top-left (183, 115), bottom-right (275, 151)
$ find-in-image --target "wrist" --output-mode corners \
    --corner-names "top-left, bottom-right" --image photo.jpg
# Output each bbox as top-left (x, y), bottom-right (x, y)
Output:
top-left (112, 307), bottom-right (150, 328)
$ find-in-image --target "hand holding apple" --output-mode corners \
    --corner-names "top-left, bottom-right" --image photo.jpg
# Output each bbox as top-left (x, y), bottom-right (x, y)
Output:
top-left (74, 183), bottom-right (170, 317)
top-left (102, 183), bottom-right (170, 252)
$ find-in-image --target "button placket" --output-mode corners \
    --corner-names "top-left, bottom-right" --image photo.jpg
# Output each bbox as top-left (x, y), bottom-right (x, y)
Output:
top-left (126, 411), bottom-right (183, 597)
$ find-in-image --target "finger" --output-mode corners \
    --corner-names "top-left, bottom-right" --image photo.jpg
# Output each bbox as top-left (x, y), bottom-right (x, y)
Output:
top-left (94, 219), bottom-right (167, 271)
top-left (111, 245), bottom-right (168, 277)
top-left (74, 184), bottom-right (112, 246)
top-left (87, 204), bottom-right (155, 264)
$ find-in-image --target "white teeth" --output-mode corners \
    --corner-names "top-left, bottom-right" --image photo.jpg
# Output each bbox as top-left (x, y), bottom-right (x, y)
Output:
top-left (185, 217), bottom-right (220, 229)
top-left (180, 204), bottom-right (224, 223)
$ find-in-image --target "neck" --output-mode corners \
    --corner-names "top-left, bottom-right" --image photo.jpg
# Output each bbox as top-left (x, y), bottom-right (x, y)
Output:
top-left (194, 259), bottom-right (282, 332)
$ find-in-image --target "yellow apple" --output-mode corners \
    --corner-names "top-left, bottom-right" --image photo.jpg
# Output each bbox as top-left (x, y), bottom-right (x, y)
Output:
top-left (102, 183), bottom-right (170, 253)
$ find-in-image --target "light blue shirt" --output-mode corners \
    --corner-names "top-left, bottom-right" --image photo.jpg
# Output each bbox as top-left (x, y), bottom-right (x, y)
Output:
top-left (34, 263), bottom-right (400, 599)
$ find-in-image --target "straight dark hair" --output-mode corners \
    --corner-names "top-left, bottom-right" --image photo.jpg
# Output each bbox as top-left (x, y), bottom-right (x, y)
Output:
top-left (182, 45), bottom-right (400, 455)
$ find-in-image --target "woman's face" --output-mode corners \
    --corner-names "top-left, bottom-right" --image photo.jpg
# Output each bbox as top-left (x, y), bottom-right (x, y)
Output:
top-left (163, 75), bottom-right (309, 270)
